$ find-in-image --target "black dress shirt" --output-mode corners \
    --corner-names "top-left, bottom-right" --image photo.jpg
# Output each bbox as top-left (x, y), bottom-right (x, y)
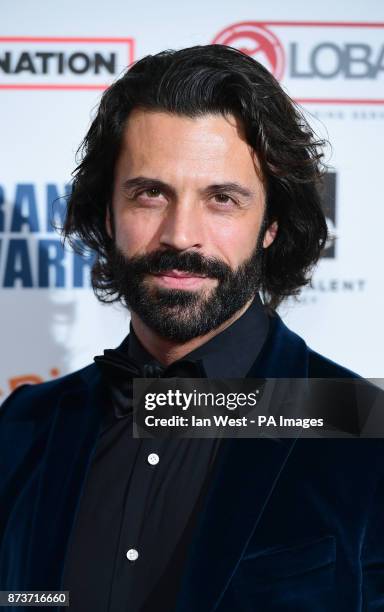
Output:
top-left (62, 294), bottom-right (269, 611)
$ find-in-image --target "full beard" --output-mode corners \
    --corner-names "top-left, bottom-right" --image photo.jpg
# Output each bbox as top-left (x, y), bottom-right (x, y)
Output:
top-left (110, 237), bottom-right (265, 343)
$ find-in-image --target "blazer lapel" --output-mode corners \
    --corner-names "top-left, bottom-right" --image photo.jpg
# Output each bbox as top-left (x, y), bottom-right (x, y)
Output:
top-left (25, 366), bottom-right (105, 589)
top-left (175, 313), bottom-right (309, 612)
top-left (174, 436), bottom-right (297, 612)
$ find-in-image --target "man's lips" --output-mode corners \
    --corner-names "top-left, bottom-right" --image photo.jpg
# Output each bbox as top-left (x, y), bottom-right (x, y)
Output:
top-left (154, 269), bottom-right (207, 278)
top-left (150, 270), bottom-right (211, 289)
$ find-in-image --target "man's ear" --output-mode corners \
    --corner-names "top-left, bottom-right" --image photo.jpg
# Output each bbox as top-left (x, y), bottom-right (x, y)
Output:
top-left (263, 221), bottom-right (278, 249)
top-left (105, 206), bottom-right (113, 239)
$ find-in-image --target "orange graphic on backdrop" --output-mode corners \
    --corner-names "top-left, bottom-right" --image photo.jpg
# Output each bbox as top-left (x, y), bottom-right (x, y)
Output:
top-left (0, 368), bottom-right (60, 398)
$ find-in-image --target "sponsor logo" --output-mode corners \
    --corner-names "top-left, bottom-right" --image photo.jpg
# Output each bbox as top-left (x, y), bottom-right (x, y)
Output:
top-left (302, 275), bottom-right (366, 307)
top-left (299, 171), bottom-right (366, 302)
top-left (212, 23), bottom-right (285, 80)
top-left (0, 37), bottom-right (135, 89)
top-left (212, 21), bottom-right (384, 104)
top-left (0, 182), bottom-right (94, 288)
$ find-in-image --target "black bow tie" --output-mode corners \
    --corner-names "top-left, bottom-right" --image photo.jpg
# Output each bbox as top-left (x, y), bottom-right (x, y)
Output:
top-left (94, 349), bottom-right (206, 418)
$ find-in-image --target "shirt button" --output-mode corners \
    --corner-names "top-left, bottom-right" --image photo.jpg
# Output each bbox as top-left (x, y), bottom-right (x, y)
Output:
top-left (126, 548), bottom-right (139, 562)
top-left (147, 453), bottom-right (159, 465)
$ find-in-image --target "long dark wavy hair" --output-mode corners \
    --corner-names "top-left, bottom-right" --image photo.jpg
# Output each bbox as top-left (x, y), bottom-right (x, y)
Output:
top-left (63, 44), bottom-right (327, 310)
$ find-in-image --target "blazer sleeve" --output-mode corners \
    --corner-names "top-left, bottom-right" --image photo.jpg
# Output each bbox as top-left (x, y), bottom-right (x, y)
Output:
top-left (0, 384), bottom-right (35, 542)
top-left (361, 473), bottom-right (384, 609)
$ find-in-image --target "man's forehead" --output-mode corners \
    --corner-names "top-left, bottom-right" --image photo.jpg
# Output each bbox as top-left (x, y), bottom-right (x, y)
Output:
top-left (121, 108), bottom-right (246, 147)
top-left (116, 108), bottom-right (263, 185)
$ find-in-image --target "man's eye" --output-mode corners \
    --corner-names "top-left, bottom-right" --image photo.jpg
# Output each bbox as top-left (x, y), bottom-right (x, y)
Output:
top-left (213, 193), bottom-right (235, 205)
top-left (133, 188), bottom-right (165, 203)
top-left (144, 188), bottom-right (162, 198)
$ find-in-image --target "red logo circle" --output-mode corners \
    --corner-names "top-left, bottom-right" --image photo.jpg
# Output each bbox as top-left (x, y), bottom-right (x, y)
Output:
top-left (212, 22), bottom-right (285, 81)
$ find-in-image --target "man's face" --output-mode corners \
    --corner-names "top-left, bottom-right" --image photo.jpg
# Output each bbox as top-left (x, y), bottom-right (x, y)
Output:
top-left (109, 109), bottom-right (276, 342)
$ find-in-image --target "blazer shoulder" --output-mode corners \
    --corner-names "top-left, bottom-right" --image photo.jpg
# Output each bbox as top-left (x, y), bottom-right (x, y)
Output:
top-left (0, 363), bottom-right (99, 423)
top-left (308, 349), bottom-right (361, 379)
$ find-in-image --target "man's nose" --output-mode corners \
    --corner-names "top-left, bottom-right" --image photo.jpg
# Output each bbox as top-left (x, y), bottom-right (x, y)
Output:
top-left (159, 201), bottom-right (204, 251)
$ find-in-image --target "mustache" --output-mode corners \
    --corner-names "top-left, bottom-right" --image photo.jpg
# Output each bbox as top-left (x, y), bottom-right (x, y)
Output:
top-left (114, 248), bottom-right (232, 281)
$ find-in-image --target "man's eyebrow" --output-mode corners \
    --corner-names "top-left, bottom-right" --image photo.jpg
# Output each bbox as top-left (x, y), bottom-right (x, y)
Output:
top-left (203, 182), bottom-right (255, 199)
top-left (122, 177), bottom-right (255, 199)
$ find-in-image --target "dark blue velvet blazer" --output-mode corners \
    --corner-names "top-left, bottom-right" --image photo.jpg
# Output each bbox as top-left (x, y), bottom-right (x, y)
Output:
top-left (1, 314), bottom-right (384, 611)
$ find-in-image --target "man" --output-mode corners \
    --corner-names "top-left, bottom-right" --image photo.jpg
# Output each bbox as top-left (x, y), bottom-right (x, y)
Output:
top-left (1, 45), bottom-right (383, 611)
